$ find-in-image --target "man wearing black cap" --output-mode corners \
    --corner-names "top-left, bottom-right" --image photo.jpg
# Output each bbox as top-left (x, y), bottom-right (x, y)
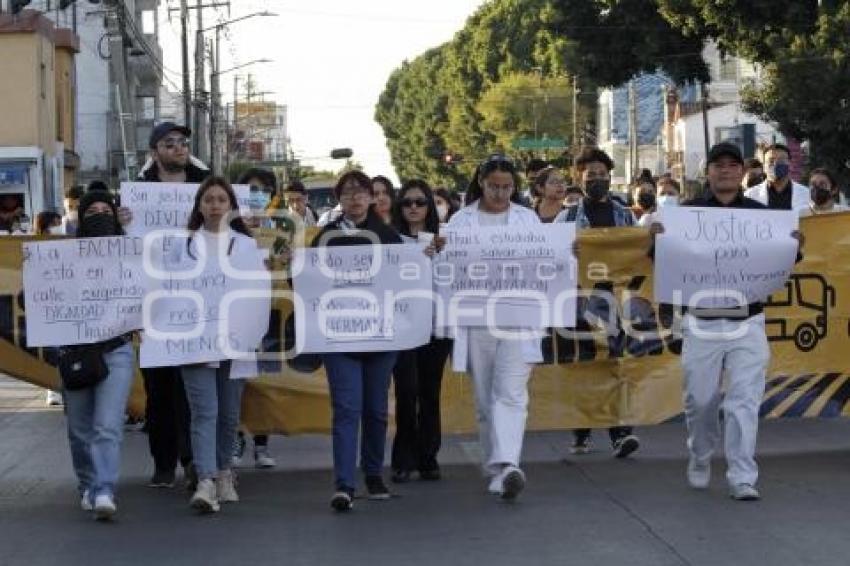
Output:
top-left (139, 122), bottom-right (209, 183)
top-left (138, 122), bottom-right (209, 489)
top-left (649, 142), bottom-right (803, 501)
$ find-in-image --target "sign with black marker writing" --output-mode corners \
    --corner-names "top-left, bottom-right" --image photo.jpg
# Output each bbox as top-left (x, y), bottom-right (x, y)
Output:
top-left (22, 237), bottom-right (145, 346)
top-left (139, 232), bottom-right (271, 368)
top-left (120, 182), bottom-right (251, 237)
top-left (654, 207), bottom-right (799, 309)
top-left (292, 244), bottom-right (433, 353)
top-left (433, 223), bottom-right (578, 327)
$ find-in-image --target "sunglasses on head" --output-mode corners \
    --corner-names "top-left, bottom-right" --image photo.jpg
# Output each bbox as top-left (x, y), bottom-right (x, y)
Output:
top-left (400, 198), bottom-right (429, 208)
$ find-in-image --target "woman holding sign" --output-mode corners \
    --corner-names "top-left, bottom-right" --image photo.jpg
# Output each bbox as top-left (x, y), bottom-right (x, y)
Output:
top-left (174, 177), bottom-right (266, 514)
top-left (61, 189), bottom-right (136, 521)
top-left (389, 180), bottom-right (452, 483)
top-left (313, 171), bottom-right (405, 511)
top-left (447, 154), bottom-right (542, 501)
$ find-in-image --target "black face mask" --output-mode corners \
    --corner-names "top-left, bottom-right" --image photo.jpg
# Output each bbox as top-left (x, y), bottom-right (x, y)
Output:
top-left (585, 179), bottom-right (610, 202)
top-left (637, 193), bottom-right (656, 210)
top-left (812, 185), bottom-right (833, 206)
top-left (80, 212), bottom-right (117, 237)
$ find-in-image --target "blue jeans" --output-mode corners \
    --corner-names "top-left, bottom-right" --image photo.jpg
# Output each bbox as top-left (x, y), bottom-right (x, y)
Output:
top-left (181, 362), bottom-right (244, 480)
top-left (323, 352), bottom-right (397, 491)
top-left (64, 342), bottom-right (135, 500)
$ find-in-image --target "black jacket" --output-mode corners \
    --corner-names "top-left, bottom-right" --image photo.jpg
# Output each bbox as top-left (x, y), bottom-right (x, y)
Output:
top-left (312, 211), bottom-right (402, 247)
top-left (139, 161), bottom-right (210, 183)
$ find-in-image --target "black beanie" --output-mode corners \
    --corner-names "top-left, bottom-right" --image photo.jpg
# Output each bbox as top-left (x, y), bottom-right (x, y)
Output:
top-left (76, 190), bottom-right (122, 237)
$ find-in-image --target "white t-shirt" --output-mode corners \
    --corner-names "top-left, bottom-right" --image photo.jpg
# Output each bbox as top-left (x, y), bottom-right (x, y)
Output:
top-left (477, 209), bottom-right (509, 226)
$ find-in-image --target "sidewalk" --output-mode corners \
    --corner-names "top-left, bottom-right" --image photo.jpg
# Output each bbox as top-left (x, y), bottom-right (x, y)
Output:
top-left (1, 375), bottom-right (849, 566)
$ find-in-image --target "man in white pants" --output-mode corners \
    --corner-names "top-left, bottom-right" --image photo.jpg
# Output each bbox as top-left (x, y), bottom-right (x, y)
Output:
top-left (650, 142), bottom-right (803, 501)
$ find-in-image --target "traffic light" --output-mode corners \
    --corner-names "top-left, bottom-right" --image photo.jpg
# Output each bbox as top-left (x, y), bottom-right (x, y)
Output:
top-left (10, 0), bottom-right (32, 14)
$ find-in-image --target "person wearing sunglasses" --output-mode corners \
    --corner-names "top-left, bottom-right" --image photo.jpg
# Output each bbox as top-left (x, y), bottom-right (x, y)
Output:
top-left (389, 180), bottom-right (452, 483)
top-left (446, 154), bottom-right (542, 501)
top-left (138, 122), bottom-right (210, 184)
top-left (136, 122), bottom-right (211, 492)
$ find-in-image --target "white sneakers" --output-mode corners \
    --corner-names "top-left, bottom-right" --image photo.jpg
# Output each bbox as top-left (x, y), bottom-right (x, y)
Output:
top-left (45, 390), bottom-right (62, 406)
top-left (254, 449), bottom-right (276, 469)
top-left (80, 490), bottom-right (93, 512)
top-left (729, 483), bottom-right (761, 501)
top-left (686, 457), bottom-right (711, 490)
top-left (93, 494), bottom-right (117, 521)
top-left (216, 470), bottom-right (239, 503)
top-left (487, 465), bottom-right (526, 501)
top-left (190, 479), bottom-right (220, 514)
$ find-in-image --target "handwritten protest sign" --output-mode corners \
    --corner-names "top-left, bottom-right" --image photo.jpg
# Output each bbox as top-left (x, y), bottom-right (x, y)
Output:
top-left (120, 182), bottom-right (251, 237)
top-left (433, 223), bottom-right (578, 327)
top-left (22, 237), bottom-right (144, 346)
top-left (140, 233), bottom-right (271, 368)
top-left (654, 207), bottom-right (799, 309)
top-left (292, 244), bottom-right (433, 353)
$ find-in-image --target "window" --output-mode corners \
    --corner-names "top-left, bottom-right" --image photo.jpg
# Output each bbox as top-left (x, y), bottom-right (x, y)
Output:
top-left (139, 96), bottom-right (156, 121)
top-left (141, 10), bottom-right (156, 35)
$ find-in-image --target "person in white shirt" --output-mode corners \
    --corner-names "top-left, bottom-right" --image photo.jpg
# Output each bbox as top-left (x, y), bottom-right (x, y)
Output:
top-left (802, 167), bottom-right (849, 216)
top-left (445, 154), bottom-right (542, 501)
top-left (282, 181), bottom-right (318, 226)
top-left (745, 143), bottom-right (809, 212)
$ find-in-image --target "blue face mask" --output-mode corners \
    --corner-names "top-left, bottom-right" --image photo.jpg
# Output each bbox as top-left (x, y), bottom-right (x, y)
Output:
top-left (249, 190), bottom-right (271, 211)
top-left (769, 162), bottom-right (790, 180)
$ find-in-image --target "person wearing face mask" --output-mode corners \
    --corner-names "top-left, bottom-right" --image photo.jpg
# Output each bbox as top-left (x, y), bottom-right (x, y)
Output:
top-left (629, 176), bottom-right (657, 222)
top-left (742, 158), bottom-right (765, 189)
top-left (638, 176), bottom-right (681, 227)
top-left (59, 189), bottom-right (136, 520)
top-left (745, 144), bottom-right (809, 213)
top-left (803, 167), bottom-right (848, 216)
top-left (238, 168), bottom-right (278, 230)
top-left (433, 187), bottom-right (458, 225)
top-left (554, 148), bottom-right (641, 458)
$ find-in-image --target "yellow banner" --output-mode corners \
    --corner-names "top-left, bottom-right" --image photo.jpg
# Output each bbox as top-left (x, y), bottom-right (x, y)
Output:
top-left (1, 213), bottom-right (848, 433)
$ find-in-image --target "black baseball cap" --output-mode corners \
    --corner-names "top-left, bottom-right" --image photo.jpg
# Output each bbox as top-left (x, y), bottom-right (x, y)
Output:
top-left (707, 142), bottom-right (744, 166)
top-left (149, 122), bottom-right (191, 149)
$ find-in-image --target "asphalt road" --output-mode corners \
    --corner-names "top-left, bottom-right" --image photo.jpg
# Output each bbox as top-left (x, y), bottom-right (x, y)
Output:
top-left (2, 375), bottom-right (849, 566)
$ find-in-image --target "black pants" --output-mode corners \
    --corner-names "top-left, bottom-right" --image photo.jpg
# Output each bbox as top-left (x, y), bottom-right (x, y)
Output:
top-left (142, 366), bottom-right (192, 473)
top-left (391, 338), bottom-right (452, 473)
top-left (573, 426), bottom-right (633, 444)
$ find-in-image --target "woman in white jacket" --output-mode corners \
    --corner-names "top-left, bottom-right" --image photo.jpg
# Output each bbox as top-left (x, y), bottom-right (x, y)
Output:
top-left (445, 154), bottom-right (542, 500)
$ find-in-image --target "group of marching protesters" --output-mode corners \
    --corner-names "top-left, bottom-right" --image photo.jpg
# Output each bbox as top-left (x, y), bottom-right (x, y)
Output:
top-left (37, 120), bottom-right (842, 521)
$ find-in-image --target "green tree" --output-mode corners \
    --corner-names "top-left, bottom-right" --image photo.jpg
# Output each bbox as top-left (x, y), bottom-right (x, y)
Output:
top-left (658, 0), bottom-right (850, 182)
top-left (475, 72), bottom-right (578, 152)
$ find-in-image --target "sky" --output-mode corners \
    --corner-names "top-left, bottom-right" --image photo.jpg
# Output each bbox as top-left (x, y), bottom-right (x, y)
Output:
top-left (158, 0), bottom-right (489, 182)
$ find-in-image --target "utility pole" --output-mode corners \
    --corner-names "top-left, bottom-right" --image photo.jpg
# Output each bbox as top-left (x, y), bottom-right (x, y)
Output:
top-left (572, 74), bottom-right (579, 150)
top-left (192, 0), bottom-right (206, 160)
top-left (104, 0), bottom-right (138, 181)
top-left (180, 0), bottom-right (191, 126)
top-left (628, 80), bottom-right (638, 181)
top-left (700, 81), bottom-right (711, 162)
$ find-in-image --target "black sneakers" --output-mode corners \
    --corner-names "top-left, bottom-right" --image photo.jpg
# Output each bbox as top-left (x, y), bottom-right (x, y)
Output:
top-left (331, 488), bottom-right (354, 512)
top-left (148, 469), bottom-right (175, 488)
top-left (365, 476), bottom-right (391, 500)
top-left (613, 434), bottom-right (640, 459)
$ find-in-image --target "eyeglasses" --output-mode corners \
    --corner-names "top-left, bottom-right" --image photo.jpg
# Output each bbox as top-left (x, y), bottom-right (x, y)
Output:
top-left (160, 137), bottom-right (191, 150)
top-left (400, 198), bottom-right (428, 208)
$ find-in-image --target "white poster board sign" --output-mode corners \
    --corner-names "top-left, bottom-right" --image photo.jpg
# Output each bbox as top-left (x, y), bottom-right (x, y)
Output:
top-left (22, 237), bottom-right (144, 346)
top-left (654, 206), bottom-right (799, 309)
top-left (433, 223), bottom-right (578, 327)
top-left (140, 233), bottom-right (271, 368)
top-left (292, 244), bottom-right (433, 353)
top-left (120, 182), bottom-right (250, 237)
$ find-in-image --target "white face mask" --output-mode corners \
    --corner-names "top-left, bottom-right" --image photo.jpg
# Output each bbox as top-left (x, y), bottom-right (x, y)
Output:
top-left (657, 195), bottom-right (679, 207)
top-left (436, 204), bottom-right (449, 221)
